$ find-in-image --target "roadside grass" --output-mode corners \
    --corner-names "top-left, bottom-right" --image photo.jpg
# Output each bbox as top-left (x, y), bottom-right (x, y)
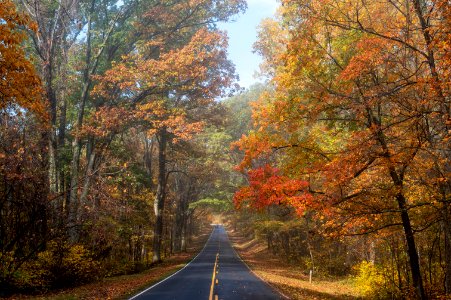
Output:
top-left (227, 228), bottom-right (364, 300)
top-left (7, 232), bottom-right (210, 300)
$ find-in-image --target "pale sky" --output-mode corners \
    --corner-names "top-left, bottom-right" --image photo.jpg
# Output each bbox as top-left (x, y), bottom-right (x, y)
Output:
top-left (218, 0), bottom-right (279, 89)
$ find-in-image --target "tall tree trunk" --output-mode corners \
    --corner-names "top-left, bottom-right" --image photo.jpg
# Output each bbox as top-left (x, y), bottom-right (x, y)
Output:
top-left (173, 176), bottom-right (189, 253)
top-left (371, 110), bottom-right (426, 299)
top-left (58, 95), bottom-right (67, 211)
top-left (181, 215), bottom-right (187, 252)
top-left (144, 135), bottom-right (155, 188)
top-left (43, 60), bottom-right (59, 195)
top-left (152, 127), bottom-right (167, 263)
top-left (79, 150), bottom-right (96, 208)
top-left (443, 205), bottom-right (451, 294)
top-left (68, 0), bottom-right (94, 241)
top-left (395, 192), bottom-right (426, 299)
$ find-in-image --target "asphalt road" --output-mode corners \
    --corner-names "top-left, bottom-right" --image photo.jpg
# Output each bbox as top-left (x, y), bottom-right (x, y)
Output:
top-left (129, 225), bottom-right (283, 300)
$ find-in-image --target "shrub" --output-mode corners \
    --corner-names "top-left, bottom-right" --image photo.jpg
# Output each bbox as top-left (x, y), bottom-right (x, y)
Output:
top-left (354, 260), bottom-right (385, 298)
top-left (12, 241), bottom-right (101, 290)
top-left (40, 242), bottom-right (101, 287)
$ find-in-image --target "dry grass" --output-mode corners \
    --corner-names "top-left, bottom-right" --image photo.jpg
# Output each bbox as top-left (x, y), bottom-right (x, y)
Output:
top-left (227, 228), bottom-right (364, 300)
top-left (7, 232), bottom-right (210, 300)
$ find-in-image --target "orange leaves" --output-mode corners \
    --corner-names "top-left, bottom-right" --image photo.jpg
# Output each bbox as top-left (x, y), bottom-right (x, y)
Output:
top-left (139, 101), bottom-right (203, 141)
top-left (233, 0), bottom-right (451, 237)
top-left (0, 0), bottom-right (46, 120)
top-left (90, 26), bottom-right (235, 144)
top-left (94, 28), bottom-right (232, 102)
top-left (234, 164), bottom-right (311, 215)
top-left (80, 107), bottom-right (135, 139)
top-left (232, 131), bottom-right (272, 171)
top-left (80, 101), bottom-right (204, 143)
top-left (339, 37), bottom-right (392, 81)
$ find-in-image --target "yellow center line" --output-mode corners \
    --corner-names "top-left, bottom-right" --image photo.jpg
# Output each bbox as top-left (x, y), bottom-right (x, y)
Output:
top-left (209, 253), bottom-right (219, 300)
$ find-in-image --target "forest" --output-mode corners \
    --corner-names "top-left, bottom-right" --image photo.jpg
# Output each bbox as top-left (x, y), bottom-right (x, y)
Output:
top-left (0, 0), bottom-right (450, 299)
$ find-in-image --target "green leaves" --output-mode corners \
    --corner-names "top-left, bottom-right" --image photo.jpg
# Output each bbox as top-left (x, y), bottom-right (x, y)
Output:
top-left (189, 198), bottom-right (233, 212)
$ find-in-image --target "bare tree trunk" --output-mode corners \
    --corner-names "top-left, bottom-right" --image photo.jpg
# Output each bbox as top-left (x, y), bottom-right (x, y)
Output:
top-left (443, 206), bottom-right (451, 295)
top-left (152, 127), bottom-right (167, 263)
top-left (68, 0), bottom-right (95, 242)
top-left (173, 176), bottom-right (189, 253)
top-left (144, 135), bottom-right (155, 188)
top-left (181, 216), bottom-right (187, 252)
top-left (79, 150), bottom-right (96, 208)
top-left (396, 192), bottom-right (426, 299)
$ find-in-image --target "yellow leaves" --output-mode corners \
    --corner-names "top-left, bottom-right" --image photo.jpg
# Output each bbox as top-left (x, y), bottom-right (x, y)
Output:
top-left (354, 261), bottom-right (386, 297)
top-left (33, 242), bottom-right (101, 285)
top-left (137, 100), bottom-right (166, 119)
top-left (255, 17), bottom-right (288, 75)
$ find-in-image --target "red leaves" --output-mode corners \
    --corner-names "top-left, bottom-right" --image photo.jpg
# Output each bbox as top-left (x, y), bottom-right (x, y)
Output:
top-left (234, 164), bottom-right (311, 215)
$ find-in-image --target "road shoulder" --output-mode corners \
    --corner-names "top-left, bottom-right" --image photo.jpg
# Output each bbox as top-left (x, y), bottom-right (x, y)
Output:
top-left (227, 228), bottom-right (363, 300)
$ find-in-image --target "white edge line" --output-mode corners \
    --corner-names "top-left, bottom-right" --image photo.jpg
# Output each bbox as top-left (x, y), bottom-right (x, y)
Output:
top-left (225, 228), bottom-right (291, 300)
top-left (128, 226), bottom-right (216, 300)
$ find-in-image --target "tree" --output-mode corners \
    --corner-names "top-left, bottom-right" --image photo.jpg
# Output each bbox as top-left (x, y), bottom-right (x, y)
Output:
top-left (94, 28), bottom-right (236, 262)
top-left (93, 0), bottom-right (245, 263)
top-left (234, 0), bottom-right (451, 298)
top-left (2, 0), bottom-right (251, 292)
top-left (0, 0), bottom-right (48, 288)
top-left (0, 0), bottom-right (44, 117)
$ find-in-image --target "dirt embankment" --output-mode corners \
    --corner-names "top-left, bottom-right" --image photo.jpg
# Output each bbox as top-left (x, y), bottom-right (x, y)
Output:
top-left (227, 228), bottom-right (363, 300)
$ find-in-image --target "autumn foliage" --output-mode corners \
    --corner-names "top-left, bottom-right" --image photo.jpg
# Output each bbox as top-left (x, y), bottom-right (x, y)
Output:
top-left (0, 0), bottom-right (45, 118)
top-left (0, 0), bottom-right (245, 295)
top-left (2, 0), bottom-right (451, 297)
top-left (234, 0), bottom-right (451, 298)
top-left (234, 164), bottom-right (311, 215)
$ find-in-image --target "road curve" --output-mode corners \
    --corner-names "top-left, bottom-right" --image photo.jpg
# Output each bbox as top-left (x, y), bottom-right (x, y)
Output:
top-left (129, 225), bottom-right (283, 300)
